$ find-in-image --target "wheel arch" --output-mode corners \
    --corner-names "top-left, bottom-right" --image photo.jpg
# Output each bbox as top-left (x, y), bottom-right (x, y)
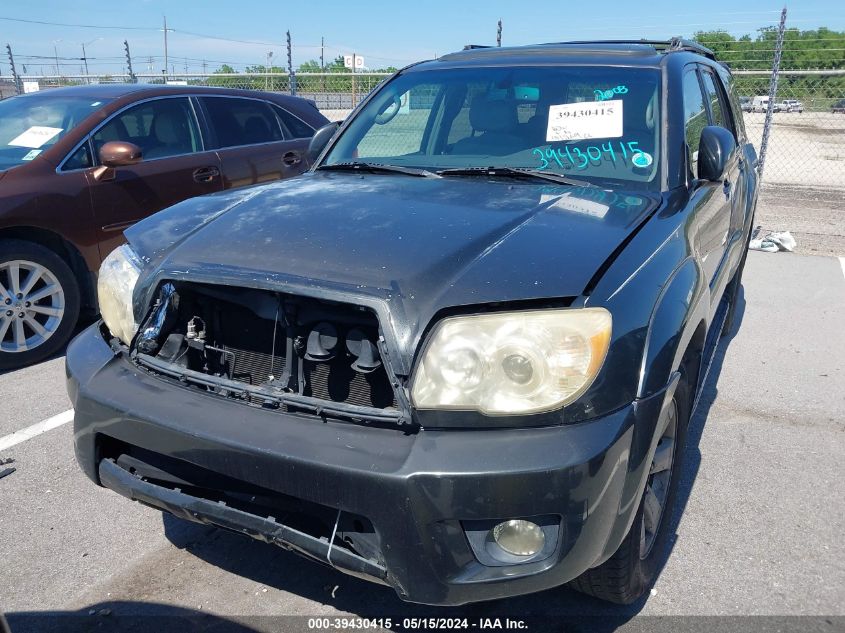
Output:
top-left (0, 226), bottom-right (97, 313)
top-left (637, 256), bottom-right (709, 400)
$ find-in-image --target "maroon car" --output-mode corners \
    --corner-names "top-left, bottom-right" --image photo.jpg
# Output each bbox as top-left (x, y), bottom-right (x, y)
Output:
top-left (0, 84), bottom-right (328, 369)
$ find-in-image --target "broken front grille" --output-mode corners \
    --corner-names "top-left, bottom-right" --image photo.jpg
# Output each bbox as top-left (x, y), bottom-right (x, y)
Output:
top-left (132, 282), bottom-right (408, 425)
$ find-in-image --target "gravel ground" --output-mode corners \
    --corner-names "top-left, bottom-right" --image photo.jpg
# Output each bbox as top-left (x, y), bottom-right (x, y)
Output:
top-left (1, 252), bottom-right (843, 633)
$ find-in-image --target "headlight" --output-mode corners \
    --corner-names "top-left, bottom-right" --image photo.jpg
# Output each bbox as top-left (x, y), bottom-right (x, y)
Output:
top-left (411, 308), bottom-right (611, 415)
top-left (97, 244), bottom-right (142, 345)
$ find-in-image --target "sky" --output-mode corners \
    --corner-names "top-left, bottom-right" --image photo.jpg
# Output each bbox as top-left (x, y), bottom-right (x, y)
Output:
top-left (1, 0), bottom-right (843, 76)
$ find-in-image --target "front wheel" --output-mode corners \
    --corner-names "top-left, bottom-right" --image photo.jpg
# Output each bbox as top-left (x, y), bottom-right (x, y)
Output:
top-left (569, 376), bottom-right (690, 604)
top-left (0, 239), bottom-right (81, 371)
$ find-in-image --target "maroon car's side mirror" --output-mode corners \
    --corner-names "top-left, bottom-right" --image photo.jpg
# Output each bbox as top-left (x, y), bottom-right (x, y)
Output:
top-left (92, 141), bottom-right (143, 181)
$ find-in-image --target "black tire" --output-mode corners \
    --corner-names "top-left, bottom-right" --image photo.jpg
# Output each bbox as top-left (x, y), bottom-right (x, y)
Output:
top-left (0, 239), bottom-right (81, 371)
top-left (721, 221), bottom-right (753, 337)
top-left (569, 376), bottom-right (690, 604)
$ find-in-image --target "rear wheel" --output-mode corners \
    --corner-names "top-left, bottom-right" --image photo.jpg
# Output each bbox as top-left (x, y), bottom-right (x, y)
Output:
top-left (570, 376), bottom-right (690, 604)
top-left (0, 239), bottom-right (81, 371)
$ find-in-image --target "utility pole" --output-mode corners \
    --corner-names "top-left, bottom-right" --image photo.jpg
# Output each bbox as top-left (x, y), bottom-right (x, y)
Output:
top-left (124, 40), bottom-right (136, 83)
top-left (82, 42), bottom-right (90, 80)
top-left (266, 51), bottom-right (273, 90)
top-left (320, 36), bottom-right (325, 93)
top-left (286, 30), bottom-right (296, 96)
top-left (163, 15), bottom-right (169, 79)
top-left (6, 43), bottom-right (21, 94)
top-left (53, 40), bottom-right (61, 76)
top-left (497, 19), bottom-right (502, 47)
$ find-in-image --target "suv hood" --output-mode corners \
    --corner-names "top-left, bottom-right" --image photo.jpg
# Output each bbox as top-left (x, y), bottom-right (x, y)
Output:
top-left (128, 171), bottom-right (658, 370)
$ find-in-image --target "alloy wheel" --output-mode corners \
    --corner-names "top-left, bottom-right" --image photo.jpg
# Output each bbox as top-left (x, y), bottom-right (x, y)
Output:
top-left (639, 398), bottom-right (678, 559)
top-left (0, 259), bottom-right (66, 353)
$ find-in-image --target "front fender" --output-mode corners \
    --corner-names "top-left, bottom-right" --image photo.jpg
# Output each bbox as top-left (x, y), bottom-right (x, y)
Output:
top-left (638, 256), bottom-right (708, 398)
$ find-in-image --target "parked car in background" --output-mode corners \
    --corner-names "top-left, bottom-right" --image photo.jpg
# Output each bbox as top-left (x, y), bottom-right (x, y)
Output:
top-left (0, 84), bottom-right (328, 369)
top-left (739, 95), bottom-right (752, 112)
top-left (68, 39), bottom-right (757, 605)
top-left (779, 99), bottom-right (803, 113)
top-left (832, 99), bottom-right (845, 113)
top-left (751, 95), bottom-right (780, 113)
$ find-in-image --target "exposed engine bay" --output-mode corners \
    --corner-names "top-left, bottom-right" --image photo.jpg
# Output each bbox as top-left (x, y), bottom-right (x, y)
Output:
top-left (130, 282), bottom-right (409, 425)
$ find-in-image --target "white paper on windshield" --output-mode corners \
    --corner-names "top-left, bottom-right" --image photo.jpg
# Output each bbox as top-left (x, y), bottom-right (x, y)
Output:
top-left (21, 149), bottom-right (42, 161)
top-left (8, 126), bottom-right (63, 149)
top-left (546, 100), bottom-right (623, 142)
top-left (540, 192), bottom-right (609, 219)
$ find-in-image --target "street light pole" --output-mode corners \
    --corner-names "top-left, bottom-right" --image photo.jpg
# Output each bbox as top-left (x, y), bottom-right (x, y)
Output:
top-left (163, 15), bottom-right (169, 79)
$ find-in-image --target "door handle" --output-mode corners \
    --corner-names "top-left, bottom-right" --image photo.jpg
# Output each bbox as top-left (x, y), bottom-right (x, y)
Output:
top-left (723, 179), bottom-right (732, 200)
top-left (282, 151), bottom-right (302, 167)
top-left (193, 166), bottom-right (220, 183)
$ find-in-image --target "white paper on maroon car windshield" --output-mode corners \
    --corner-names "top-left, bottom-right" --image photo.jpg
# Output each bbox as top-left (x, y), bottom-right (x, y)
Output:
top-left (8, 126), bottom-right (63, 149)
top-left (546, 100), bottom-right (623, 142)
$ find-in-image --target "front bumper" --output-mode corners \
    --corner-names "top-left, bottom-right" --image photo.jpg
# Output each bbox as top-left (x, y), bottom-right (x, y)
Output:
top-left (67, 323), bottom-right (671, 606)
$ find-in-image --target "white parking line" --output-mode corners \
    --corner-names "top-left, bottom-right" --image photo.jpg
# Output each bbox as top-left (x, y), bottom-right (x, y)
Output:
top-left (840, 257), bottom-right (845, 282)
top-left (0, 409), bottom-right (74, 452)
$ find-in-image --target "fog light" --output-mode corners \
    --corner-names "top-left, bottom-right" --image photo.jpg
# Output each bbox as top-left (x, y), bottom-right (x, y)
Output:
top-left (492, 519), bottom-right (545, 556)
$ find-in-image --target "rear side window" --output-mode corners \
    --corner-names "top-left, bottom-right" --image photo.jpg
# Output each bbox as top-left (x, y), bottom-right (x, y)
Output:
top-left (92, 98), bottom-right (201, 161)
top-left (682, 68), bottom-right (707, 175)
top-left (272, 105), bottom-right (314, 138)
top-left (202, 97), bottom-right (284, 148)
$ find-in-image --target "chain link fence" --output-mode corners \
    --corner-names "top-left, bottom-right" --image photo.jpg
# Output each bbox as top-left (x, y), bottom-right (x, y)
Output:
top-left (0, 72), bottom-right (389, 119)
top-left (733, 70), bottom-right (845, 190)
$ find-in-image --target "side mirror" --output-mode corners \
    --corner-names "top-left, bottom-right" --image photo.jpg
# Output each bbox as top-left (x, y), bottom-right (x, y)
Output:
top-left (99, 141), bottom-right (143, 167)
top-left (306, 122), bottom-right (340, 165)
top-left (697, 126), bottom-right (736, 182)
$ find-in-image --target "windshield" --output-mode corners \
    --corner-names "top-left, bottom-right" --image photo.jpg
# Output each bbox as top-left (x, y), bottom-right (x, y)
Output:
top-left (323, 65), bottom-right (661, 188)
top-left (0, 94), bottom-right (111, 171)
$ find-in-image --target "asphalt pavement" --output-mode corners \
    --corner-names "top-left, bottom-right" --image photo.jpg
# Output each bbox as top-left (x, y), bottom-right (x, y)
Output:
top-left (1, 251), bottom-right (843, 633)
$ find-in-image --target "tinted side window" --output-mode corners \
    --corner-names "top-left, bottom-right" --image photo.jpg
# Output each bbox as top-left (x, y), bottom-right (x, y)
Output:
top-left (272, 105), bottom-right (314, 138)
top-left (682, 68), bottom-right (707, 175)
top-left (701, 69), bottom-right (735, 137)
top-left (203, 97), bottom-right (283, 148)
top-left (92, 98), bottom-right (201, 160)
top-left (716, 66), bottom-right (746, 139)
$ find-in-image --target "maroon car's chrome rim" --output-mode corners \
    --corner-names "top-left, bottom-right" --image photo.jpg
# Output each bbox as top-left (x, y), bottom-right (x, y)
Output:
top-left (0, 259), bottom-right (66, 353)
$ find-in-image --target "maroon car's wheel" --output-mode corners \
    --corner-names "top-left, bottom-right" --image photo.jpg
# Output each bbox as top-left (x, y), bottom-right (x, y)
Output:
top-left (0, 239), bottom-right (80, 371)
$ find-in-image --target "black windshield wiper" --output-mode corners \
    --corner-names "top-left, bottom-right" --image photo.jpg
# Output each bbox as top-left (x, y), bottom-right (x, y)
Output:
top-left (317, 161), bottom-right (440, 178)
top-left (437, 166), bottom-right (595, 187)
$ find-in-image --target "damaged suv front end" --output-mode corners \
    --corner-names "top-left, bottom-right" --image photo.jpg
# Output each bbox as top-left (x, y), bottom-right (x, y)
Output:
top-left (68, 41), bottom-right (755, 605)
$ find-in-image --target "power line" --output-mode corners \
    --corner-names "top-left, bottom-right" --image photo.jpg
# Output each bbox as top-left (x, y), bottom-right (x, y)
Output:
top-left (0, 15), bottom-right (155, 30)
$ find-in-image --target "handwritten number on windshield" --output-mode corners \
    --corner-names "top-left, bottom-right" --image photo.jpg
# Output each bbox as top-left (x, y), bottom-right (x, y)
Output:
top-left (535, 141), bottom-right (642, 171)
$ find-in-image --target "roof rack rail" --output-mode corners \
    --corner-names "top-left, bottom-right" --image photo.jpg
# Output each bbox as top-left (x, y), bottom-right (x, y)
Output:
top-left (462, 44), bottom-right (492, 50)
top-left (551, 38), bottom-right (717, 60)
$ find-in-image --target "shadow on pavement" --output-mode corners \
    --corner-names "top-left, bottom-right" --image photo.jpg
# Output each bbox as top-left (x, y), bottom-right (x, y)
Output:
top-left (664, 284), bottom-right (746, 562)
top-left (4, 603), bottom-right (259, 633)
